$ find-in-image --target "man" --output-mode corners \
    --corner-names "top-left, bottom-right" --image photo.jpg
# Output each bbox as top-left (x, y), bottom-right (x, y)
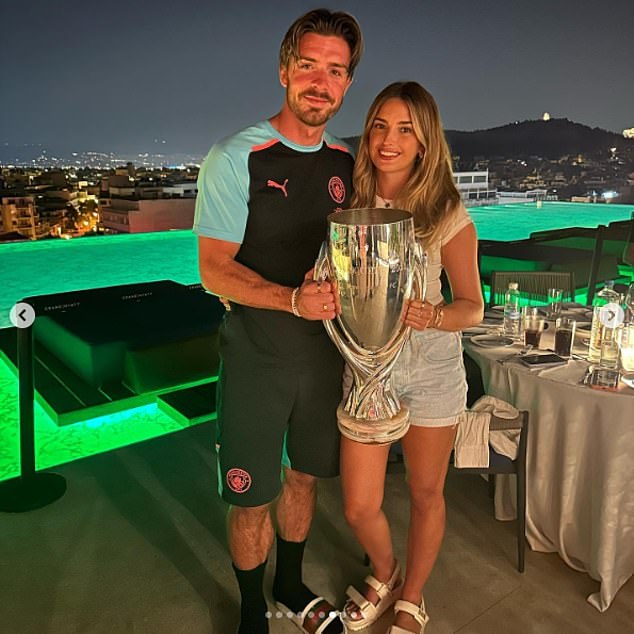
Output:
top-left (193, 9), bottom-right (363, 634)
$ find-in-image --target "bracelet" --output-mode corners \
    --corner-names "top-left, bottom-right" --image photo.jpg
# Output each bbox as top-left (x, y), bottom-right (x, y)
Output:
top-left (291, 287), bottom-right (302, 317)
top-left (431, 305), bottom-right (444, 329)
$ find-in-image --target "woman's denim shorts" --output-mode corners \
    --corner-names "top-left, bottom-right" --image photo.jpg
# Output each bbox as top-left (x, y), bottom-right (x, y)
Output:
top-left (391, 329), bottom-right (467, 427)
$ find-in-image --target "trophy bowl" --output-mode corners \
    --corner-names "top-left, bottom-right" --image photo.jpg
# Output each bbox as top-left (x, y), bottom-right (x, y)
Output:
top-left (315, 207), bottom-right (426, 444)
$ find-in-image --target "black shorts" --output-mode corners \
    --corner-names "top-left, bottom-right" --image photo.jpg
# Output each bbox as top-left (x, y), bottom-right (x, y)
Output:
top-left (216, 351), bottom-right (344, 507)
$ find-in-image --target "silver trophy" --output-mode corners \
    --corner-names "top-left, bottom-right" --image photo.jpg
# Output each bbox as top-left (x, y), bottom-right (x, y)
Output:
top-left (315, 208), bottom-right (426, 444)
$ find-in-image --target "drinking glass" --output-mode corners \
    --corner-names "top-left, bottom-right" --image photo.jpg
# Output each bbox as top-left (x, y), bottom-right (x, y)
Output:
top-left (587, 367), bottom-right (620, 390)
top-left (522, 306), bottom-right (545, 348)
top-left (546, 287), bottom-right (563, 319)
top-left (554, 316), bottom-right (576, 358)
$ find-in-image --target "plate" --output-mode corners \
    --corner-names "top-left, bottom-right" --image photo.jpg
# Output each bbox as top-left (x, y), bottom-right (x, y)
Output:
top-left (462, 326), bottom-right (488, 336)
top-left (471, 334), bottom-right (515, 348)
top-left (622, 373), bottom-right (634, 389)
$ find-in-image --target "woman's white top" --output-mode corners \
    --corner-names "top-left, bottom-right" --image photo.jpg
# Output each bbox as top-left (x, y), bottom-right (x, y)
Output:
top-left (374, 196), bottom-right (473, 306)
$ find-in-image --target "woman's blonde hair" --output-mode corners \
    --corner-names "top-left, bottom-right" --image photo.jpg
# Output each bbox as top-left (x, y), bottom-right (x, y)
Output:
top-left (352, 81), bottom-right (461, 248)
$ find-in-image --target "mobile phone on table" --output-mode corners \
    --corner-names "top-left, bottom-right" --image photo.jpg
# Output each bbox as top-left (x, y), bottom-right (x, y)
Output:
top-left (520, 353), bottom-right (567, 367)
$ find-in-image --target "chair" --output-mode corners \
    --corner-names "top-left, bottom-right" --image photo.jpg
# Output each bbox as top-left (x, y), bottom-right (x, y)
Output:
top-left (623, 212), bottom-right (634, 268)
top-left (451, 410), bottom-right (529, 573)
top-left (587, 213), bottom-right (634, 302)
top-left (489, 271), bottom-right (575, 308)
top-left (586, 225), bottom-right (607, 305)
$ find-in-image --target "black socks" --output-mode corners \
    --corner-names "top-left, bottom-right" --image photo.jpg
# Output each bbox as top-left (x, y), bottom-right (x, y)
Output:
top-left (272, 535), bottom-right (315, 611)
top-left (232, 537), bottom-right (341, 634)
top-left (233, 561), bottom-right (269, 634)
top-left (273, 535), bottom-right (342, 634)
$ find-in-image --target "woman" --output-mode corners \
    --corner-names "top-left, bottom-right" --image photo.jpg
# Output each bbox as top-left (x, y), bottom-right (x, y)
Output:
top-left (340, 82), bottom-right (484, 633)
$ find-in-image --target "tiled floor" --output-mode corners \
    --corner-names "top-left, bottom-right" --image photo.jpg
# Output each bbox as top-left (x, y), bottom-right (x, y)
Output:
top-left (1, 423), bottom-right (632, 634)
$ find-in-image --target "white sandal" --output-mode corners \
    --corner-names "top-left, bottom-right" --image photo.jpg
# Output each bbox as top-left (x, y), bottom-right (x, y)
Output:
top-left (388, 598), bottom-right (429, 633)
top-left (341, 561), bottom-right (402, 631)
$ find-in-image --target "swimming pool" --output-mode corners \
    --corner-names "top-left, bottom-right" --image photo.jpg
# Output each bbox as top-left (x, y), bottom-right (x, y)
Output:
top-left (0, 230), bottom-right (200, 329)
top-left (469, 201), bottom-right (633, 241)
top-left (0, 201), bottom-right (632, 481)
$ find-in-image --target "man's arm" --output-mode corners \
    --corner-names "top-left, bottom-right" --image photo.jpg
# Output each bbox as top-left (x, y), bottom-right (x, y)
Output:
top-left (198, 236), bottom-right (336, 321)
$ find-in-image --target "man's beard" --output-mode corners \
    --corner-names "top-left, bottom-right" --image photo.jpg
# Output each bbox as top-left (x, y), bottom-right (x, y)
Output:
top-left (287, 89), bottom-right (341, 127)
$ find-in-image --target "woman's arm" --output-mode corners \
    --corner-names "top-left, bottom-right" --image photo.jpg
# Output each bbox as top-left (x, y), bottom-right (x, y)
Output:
top-left (404, 223), bottom-right (484, 331)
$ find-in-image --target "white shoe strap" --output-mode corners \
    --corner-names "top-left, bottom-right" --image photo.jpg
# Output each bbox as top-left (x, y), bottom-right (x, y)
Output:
top-left (394, 599), bottom-right (429, 626)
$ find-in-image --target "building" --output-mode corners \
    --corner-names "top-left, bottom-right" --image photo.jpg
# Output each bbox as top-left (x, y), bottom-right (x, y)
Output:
top-left (453, 170), bottom-right (497, 206)
top-left (101, 169), bottom-right (135, 198)
top-left (99, 197), bottom-right (195, 233)
top-left (0, 195), bottom-right (49, 239)
top-left (162, 182), bottom-right (198, 198)
top-left (497, 189), bottom-right (557, 204)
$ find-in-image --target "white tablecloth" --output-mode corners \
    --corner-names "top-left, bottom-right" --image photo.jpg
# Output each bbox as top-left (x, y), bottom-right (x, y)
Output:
top-left (464, 331), bottom-right (634, 612)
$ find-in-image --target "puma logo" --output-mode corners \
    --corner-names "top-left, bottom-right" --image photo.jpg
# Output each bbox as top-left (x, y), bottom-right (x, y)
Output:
top-left (267, 178), bottom-right (288, 198)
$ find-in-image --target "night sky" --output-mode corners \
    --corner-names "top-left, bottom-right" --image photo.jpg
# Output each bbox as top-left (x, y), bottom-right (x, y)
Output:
top-left (2, 0), bottom-right (633, 156)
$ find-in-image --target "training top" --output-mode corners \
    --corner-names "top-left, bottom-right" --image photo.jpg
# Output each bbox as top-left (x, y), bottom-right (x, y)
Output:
top-left (193, 120), bottom-right (354, 364)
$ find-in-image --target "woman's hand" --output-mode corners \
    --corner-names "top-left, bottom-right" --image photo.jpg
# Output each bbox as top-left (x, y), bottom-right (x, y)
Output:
top-left (403, 299), bottom-right (435, 330)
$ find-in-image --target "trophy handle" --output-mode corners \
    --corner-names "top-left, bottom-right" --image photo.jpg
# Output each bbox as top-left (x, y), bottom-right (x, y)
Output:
top-left (412, 242), bottom-right (427, 303)
top-left (378, 241), bottom-right (427, 354)
top-left (314, 241), bottom-right (347, 351)
top-left (314, 241), bottom-right (330, 283)
top-left (315, 241), bottom-right (372, 357)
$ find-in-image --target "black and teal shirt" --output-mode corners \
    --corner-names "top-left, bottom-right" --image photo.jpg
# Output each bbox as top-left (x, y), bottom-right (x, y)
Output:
top-left (194, 120), bottom-right (354, 365)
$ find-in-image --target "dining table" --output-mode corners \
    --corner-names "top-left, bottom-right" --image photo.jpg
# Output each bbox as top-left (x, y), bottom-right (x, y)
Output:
top-left (462, 305), bottom-right (634, 612)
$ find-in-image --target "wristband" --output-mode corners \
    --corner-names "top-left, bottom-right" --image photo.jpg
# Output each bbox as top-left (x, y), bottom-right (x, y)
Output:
top-left (291, 287), bottom-right (302, 317)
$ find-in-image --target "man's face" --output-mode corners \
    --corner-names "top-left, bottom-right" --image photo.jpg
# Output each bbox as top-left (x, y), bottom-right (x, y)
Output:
top-left (280, 33), bottom-right (353, 128)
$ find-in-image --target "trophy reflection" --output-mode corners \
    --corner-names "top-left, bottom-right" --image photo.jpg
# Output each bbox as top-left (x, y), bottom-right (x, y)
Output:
top-left (315, 208), bottom-right (426, 444)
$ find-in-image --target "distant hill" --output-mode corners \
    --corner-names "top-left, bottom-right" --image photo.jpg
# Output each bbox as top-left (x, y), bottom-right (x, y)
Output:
top-left (344, 118), bottom-right (632, 160)
top-left (445, 118), bottom-right (630, 159)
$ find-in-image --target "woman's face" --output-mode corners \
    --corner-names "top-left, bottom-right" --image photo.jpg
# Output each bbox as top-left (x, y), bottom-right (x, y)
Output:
top-left (368, 97), bottom-right (424, 181)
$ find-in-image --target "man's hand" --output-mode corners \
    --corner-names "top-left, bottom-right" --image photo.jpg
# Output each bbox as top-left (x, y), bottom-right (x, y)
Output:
top-left (218, 296), bottom-right (231, 311)
top-left (295, 279), bottom-right (337, 320)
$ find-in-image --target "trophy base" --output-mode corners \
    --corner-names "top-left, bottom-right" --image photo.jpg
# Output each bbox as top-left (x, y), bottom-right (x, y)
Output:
top-left (337, 405), bottom-right (410, 445)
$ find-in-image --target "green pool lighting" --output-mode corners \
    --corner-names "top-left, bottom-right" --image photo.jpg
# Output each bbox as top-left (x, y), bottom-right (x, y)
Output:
top-left (0, 358), bottom-right (213, 482)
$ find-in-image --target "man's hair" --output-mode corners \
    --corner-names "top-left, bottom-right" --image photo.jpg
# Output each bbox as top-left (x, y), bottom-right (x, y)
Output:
top-left (279, 8), bottom-right (363, 78)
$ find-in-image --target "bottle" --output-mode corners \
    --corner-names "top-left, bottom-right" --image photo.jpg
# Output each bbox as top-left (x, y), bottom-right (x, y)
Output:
top-left (503, 282), bottom-right (521, 338)
top-left (588, 280), bottom-right (620, 364)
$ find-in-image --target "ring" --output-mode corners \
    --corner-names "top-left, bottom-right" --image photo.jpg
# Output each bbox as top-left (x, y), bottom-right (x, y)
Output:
top-left (323, 304), bottom-right (329, 311)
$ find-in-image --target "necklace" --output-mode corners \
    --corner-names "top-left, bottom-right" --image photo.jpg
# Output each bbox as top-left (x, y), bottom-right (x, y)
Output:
top-left (376, 194), bottom-right (393, 208)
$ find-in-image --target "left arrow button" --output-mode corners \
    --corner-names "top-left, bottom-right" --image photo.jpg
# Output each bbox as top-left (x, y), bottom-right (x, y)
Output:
top-left (9, 302), bottom-right (36, 328)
